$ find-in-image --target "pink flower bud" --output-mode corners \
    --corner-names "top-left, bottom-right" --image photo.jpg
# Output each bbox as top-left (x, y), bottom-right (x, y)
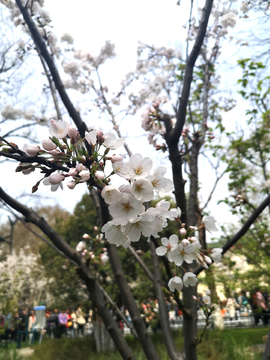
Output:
top-left (76, 163), bottom-right (86, 172)
top-left (49, 149), bottom-right (61, 157)
top-left (204, 255), bottom-right (212, 264)
top-left (94, 226), bottom-right (98, 231)
top-left (23, 144), bottom-right (40, 156)
top-left (182, 239), bottom-right (190, 247)
top-left (95, 171), bottom-right (105, 180)
top-left (42, 139), bottom-right (57, 151)
top-left (79, 170), bottom-right (90, 182)
top-left (67, 126), bottom-right (77, 139)
top-left (67, 181), bottom-right (76, 189)
top-left (83, 233), bottom-right (90, 239)
top-left (49, 173), bottom-right (65, 185)
top-left (67, 168), bottom-right (78, 176)
top-left (179, 228), bottom-right (186, 236)
top-left (91, 254), bottom-right (95, 259)
top-left (22, 168), bottom-right (35, 175)
top-left (111, 154), bottom-right (122, 163)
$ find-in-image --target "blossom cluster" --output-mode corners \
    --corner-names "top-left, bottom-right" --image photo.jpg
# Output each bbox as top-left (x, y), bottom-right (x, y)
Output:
top-left (3, 118), bottom-right (223, 294)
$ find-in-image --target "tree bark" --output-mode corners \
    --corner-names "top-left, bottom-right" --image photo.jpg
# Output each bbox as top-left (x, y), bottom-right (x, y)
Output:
top-left (150, 240), bottom-right (184, 360)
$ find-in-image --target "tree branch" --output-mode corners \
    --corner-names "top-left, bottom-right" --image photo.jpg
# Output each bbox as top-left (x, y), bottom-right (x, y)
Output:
top-left (150, 240), bottom-right (184, 360)
top-left (15, 0), bottom-right (92, 155)
top-left (169, 0), bottom-right (214, 145)
top-left (194, 194), bottom-right (270, 275)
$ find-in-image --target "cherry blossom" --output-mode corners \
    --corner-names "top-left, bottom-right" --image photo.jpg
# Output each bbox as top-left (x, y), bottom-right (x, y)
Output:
top-left (109, 193), bottom-right (145, 225)
top-left (103, 133), bottom-right (125, 149)
top-left (49, 119), bottom-right (69, 138)
top-left (67, 125), bottom-right (78, 139)
top-left (101, 185), bottom-right (122, 204)
top-left (130, 178), bottom-right (154, 202)
top-left (67, 181), bottom-right (76, 189)
top-left (172, 243), bottom-right (196, 266)
top-left (42, 139), bottom-right (57, 151)
top-left (168, 276), bottom-right (183, 292)
top-left (76, 241), bottom-right (86, 252)
top-left (23, 144), bottom-right (40, 156)
top-left (85, 130), bottom-right (98, 146)
top-left (95, 170), bottom-right (105, 180)
top-left (111, 154), bottom-right (122, 163)
top-left (101, 221), bottom-right (130, 248)
top-left (156, 234), bottom-right (179, 262)
top-left (202, 294), bottom-right (211, 305)
top-left (183, 272), bottom-right (198, 287)
top-left (147, 166), bottom-right (173, 196)
top-left (112, 157), bottom-right (131, 179)
top-left (202, 215), bottom-right (219, 233)
top-left (210, 248), bottom-right (223, 263)
top-left (79, 170), bottom-right (90, 182)
top-left (101, 252), bottom-right (109, 265)
top-left (127, 153), bottom-right (153, 179)
top-left (123, 215), bottom-right (156, 242)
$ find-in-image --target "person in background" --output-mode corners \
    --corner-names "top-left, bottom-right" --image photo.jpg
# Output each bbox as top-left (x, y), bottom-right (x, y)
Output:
top-left (66, 309), bottom-right (74, 338)
top-left (58, 309), bottom-right (68, 338)
top-left (76, 304), bottom-right (86, 337)
top-left (28, 310), bottom-right (36, 342)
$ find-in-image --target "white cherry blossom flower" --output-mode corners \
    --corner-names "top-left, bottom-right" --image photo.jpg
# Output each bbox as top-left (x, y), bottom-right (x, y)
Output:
top-left (102, 221), bottom-right (130, 247)
top-left (172, 243), bottom-right (195, 266)
top-left (156, 234), bottom-right (179, 262)
top-left (127, 153), bottom-right (153, 179)
top-left (210, 248), bottom-right (223, 263)
top-left (123, 215), bottom-right (156, 242)
top-left (112, 157), bottom-right (130, 180)
top-left (202, 295), bottom-right (211, 305)
top-left (202, 215), bottom-right (219, 233)
top-left (76, 241), bottom-right (85, 252)
top-left (130, 178), bottom-right (154, 202)
top-left (147, 166), bottom-right (173, 196)
top-left (100, 252), bottom-right (109, 265)
top-left (168, 276), bottom-right (183, 292)
top-left (85, 130), bottom-right (98, 146)
top-left (43, 173), bottom-right (64, 192)
top-left (103, 133), bottom-right (125, 149)
top-left (109, 193), bottom-right (144, 225)
top-left (67, 125), bottom-right (77, 139)
top-left (183, 272), bottom-right (197, 287)
top-left (101, 185), bottom-right (122, 204)
top-left (49, 119), bottom-right (69, 138)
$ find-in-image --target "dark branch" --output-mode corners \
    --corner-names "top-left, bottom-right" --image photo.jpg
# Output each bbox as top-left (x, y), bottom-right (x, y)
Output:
top-left (169, 0), bottom-right (214, 145)
top-left (194, 194), bottom-right (270, 275)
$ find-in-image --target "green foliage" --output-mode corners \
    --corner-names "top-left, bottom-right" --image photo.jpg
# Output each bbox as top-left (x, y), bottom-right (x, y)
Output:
top-left (27, 328), bottom-right (267, 360)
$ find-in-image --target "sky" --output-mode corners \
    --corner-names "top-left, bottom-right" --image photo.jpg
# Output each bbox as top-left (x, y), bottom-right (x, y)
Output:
top-left (0, 0), bottom-right (262, 240)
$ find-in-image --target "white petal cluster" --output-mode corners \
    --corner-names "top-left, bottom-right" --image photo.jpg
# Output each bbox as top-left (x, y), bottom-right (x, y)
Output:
top-left (101, 155), bottom-right (176, 247)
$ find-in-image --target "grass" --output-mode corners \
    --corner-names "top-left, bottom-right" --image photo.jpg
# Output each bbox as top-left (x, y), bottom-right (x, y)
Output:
top-left (4, 328), bottom-right (267, 360)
